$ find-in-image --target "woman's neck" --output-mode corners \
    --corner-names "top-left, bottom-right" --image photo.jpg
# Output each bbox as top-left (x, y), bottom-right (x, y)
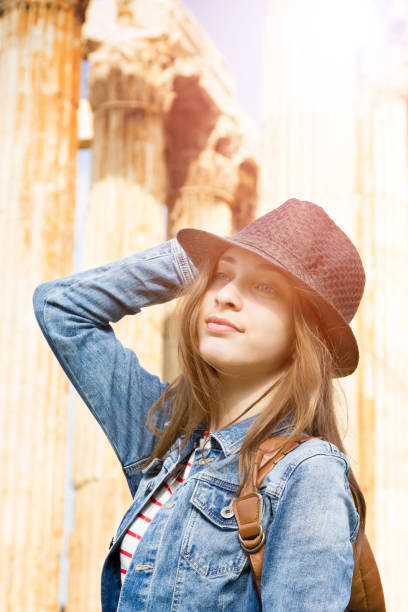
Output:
top-left (209, 371), bottom-right (285, 432)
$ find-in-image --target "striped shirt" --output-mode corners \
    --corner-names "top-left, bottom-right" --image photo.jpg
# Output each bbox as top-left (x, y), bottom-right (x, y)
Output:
top-left (119, 431), bottom-right (210, 583)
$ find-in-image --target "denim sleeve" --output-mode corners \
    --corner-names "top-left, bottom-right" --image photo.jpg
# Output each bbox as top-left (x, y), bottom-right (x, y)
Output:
top-left (32, 238), bottom-right (197, 469)
top-left (261, 454), bottom-right (359, 611)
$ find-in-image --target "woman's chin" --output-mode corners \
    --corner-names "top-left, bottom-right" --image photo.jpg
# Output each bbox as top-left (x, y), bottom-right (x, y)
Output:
top-left (199, 340), bottom-right (229, 363)
top-left (198, 347), bottom-right (244, 374)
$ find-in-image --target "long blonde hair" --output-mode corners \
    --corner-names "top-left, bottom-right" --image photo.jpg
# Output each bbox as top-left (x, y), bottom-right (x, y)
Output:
top-left (143, 252), bottom-right (366, 561)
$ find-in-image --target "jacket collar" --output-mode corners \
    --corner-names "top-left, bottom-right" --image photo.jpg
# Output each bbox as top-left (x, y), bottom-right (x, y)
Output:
top-left (193, 413), bottom-right (294, 457)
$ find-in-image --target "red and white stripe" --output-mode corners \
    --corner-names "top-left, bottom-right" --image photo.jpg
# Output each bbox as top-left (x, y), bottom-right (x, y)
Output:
top-left (119, 432), bottom-right (210, 582)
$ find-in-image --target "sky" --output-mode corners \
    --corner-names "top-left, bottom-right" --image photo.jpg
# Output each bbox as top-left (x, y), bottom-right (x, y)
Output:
top-left (183, 0), bottom-right (266, 128)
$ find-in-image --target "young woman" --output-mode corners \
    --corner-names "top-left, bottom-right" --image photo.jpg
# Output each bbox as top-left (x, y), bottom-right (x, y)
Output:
top-left (33, 198), bottom-right (366, 611)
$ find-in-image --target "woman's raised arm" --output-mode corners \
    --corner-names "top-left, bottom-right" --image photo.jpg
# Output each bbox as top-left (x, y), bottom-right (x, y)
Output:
top-left (32, 238), bottom-right (197, 476)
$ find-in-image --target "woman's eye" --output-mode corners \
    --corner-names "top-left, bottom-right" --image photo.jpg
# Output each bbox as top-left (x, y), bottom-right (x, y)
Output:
top-left (212, 272), bottom-right (277, 295)
top-left (213, 272), bottom-right (229, 281)
top-left (256, 283), bottom-right (277, 294)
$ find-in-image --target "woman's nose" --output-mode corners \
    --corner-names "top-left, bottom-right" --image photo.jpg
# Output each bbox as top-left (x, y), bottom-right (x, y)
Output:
top-left (214, 283), bottom-right (242, 309)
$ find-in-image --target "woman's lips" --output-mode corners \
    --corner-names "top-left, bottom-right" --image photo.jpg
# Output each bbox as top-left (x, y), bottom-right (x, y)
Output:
top-left (206, 321), bottom-right (240, 333)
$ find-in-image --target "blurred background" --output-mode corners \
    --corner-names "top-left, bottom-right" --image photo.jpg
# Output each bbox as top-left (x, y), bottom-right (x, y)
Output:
top-left (1, 0), bottom-right (406, 609)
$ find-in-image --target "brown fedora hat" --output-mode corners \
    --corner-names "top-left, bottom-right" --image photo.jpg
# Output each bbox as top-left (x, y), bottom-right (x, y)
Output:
top-left (176, 198), bottom-right (366, 378)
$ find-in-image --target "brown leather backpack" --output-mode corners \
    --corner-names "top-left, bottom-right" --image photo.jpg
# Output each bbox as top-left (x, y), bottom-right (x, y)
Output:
top-left (231, 435), bottom-right (386, 611)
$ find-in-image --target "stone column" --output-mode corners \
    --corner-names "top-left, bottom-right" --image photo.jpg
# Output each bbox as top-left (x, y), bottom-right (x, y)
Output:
top-left (261, 0), bottom-right (359, 236)
top-left (261, 0), bottom-right (361, 456)
top-left (262, 1), bottom-right (408, 608)
top-left (354, 31), bottom-right (408, 610)
top-left (164, 149), bottom-right (235, 382)
top-left (67, 36), bottom-right (172, 610)
top-left (164, 110), bottom-right (258, 381)
top-left (0, 0), bottom-right (88, 609)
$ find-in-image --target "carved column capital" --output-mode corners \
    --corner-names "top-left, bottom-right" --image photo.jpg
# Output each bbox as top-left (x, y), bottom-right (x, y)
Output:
top-left (176, 149), bottom-right (237, 205)
top-left (88, 33), bottom-right (175, 116)
top-left (167, 111), bottom-right (258, 228)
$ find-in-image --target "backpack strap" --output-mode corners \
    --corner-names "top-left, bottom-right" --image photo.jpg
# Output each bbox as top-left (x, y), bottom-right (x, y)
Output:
top-left (231, 434), bottom-right (387, 611)
top-left (231, 434), bottom-right (316, 598)
top-left (349, 532), bottom-right (386, 611)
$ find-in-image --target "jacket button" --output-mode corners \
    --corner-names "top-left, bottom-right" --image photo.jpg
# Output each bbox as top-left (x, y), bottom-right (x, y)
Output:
top-left (146, 482), bottom-right (153, 493)
top-left (198, 457), bottom-right (214, 465)
top-left (221, 505), bottom-right (234, 519)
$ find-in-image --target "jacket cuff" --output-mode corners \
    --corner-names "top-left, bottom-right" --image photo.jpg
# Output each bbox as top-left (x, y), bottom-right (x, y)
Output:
top-left (170, 237), bottom-right (197, 286)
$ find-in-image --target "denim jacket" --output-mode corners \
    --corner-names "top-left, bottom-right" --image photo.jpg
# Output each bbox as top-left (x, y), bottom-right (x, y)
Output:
top-left (32, 238), bottom-right (360, 612)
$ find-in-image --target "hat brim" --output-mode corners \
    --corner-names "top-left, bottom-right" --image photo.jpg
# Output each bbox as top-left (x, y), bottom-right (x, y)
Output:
top-left (176, 227), bottom-right (359, 378)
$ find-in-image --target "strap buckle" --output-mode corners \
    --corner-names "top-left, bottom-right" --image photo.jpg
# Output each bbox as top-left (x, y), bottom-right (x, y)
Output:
top-left (236, 492), bottom-right (265, 553)
top-left (238, 525), bottom-right (266, 553)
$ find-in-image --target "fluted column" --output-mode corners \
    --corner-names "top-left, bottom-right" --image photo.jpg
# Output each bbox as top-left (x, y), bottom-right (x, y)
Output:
top-left (164, 111), bottom-right (258, 381)
top-left (261, 0), bottom-right (359, 233)
top-left (67, 36), bottom-right (171, 610)
top-left (262, 1), bottom-right (408, 608)
top-left (354, 32), bottom-right (408, 610)
top-left (0, 0), bottom-right (88, 609)
top-left (164, 150), bottom-right (235, 381)
top-left (261, 0), bottom-right (367, 477)
top-left (261, 0), bottom-right (361, 464)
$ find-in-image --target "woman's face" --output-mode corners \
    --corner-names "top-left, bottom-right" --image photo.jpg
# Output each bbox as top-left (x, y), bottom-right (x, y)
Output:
top-left (197, 245), bottom-right (295, 380)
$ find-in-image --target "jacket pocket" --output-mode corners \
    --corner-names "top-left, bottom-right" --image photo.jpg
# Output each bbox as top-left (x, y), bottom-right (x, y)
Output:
top-left (181, 478), bottom-right (248, 578)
